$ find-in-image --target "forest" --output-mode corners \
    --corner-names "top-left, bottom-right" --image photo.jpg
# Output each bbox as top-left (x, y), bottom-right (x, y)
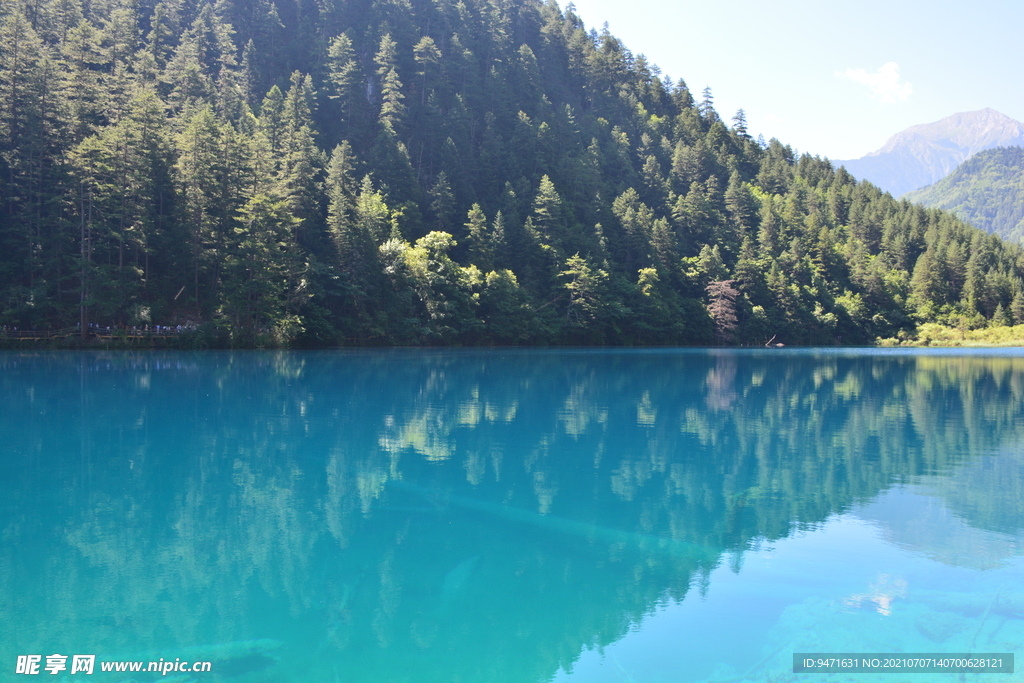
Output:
top-left (3, 0), bottom-right (1024, 346)
top-left (905, 146), bottom-right (1024, 246)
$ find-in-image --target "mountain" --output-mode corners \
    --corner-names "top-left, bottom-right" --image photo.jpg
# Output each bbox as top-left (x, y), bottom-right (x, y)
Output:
top-left (834, 109), bottom-right (1024, 197)
top-left (3, 0), bottom-right (1024, 346)
top-left (904, 147), bottom-right (1024, 243)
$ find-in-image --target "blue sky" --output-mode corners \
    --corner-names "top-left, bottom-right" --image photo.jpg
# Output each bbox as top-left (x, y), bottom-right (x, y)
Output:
top-left (566, 0), bottom-right (1024, 160)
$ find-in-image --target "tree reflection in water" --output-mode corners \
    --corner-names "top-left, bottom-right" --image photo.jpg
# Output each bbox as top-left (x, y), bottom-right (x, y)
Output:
top-left (1, 349), bottom-right (1023, 682)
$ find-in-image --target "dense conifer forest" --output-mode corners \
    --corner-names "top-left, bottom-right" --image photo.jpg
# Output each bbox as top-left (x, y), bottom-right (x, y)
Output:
top-left (905, 146), bottom-right (1024, 246)
top-left (3, 0), bottom-right (1024, 346)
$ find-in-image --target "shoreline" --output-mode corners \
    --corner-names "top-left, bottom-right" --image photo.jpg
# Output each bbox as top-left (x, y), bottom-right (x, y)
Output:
top-left (6, 323), bottom-right (1024, 350)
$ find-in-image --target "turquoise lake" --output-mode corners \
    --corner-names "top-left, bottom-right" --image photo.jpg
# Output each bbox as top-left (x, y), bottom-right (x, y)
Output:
top-left (1, 348), bottom-right (1022, 682)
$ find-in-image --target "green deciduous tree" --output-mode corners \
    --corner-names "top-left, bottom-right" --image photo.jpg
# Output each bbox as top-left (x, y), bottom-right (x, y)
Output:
top-left (402, 231), bottom-right (480, 341)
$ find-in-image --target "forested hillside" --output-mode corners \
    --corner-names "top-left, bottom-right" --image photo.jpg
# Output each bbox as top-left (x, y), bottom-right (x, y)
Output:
top-left (835, 109), bottom-right (1024, 198)
top-left (905, 146), bottom-right (1024, 245)
top-left (3, 0), bottom-right (1024, 346)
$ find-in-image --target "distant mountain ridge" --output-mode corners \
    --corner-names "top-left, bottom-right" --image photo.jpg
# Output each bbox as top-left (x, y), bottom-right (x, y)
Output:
top-left (904, 146), bottom-right (1024, 243)
top-left (834, 109), bottom-right (1024, 197)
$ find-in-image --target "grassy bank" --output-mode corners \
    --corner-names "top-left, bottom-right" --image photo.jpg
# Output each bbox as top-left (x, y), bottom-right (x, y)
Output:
top-left (880, 323), bottom-right (1024, 347)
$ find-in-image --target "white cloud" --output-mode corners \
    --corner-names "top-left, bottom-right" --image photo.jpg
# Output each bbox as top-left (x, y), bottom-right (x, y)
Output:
top-left (836, 62), bottom-right (912, 103)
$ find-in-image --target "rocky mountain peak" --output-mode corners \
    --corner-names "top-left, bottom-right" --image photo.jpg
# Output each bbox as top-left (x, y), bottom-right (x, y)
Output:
top-left (835, 109), bottom-right (1024, 196)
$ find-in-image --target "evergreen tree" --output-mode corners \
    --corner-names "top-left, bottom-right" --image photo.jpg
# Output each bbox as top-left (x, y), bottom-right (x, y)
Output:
top-left (464, 203), bottom-right (491, 271)
top-left (413, 36), bottom-right (441, 107)
top-left (326, 33), bottom-right (358, 129)
top-left (175, 105), bottom-right (227, 313)
top-left (532, 174), bottom-right (564, 248)
top-left (1, 0), bottom-right (1023, 346)
top-left (325, 140), bottom-right (377, 312)
top-left (374, 33), bottom-right (406, 129)
top-left (698, 86), bottom-right (717, 122)
top-left (429, 171), bottom-right (455, 232)
top-left (222, 192), bottom-right (300, 342)
top-left (731, 109), bottom-right (749, 138)
top-left (561, 252), bottom-right (608, 333)
top-left (1012, 290), bottom-right (1024, 325)
top-left (991, 302), bottom-right (1011, 327)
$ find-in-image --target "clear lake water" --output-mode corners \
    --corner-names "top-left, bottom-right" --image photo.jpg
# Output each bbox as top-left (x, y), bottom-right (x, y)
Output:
top-left (1, 348), bottom-right (1022, 682)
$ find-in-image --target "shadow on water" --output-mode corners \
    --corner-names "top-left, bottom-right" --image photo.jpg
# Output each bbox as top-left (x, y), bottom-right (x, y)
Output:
top-left (2, 349), bottom-right (1024, 682)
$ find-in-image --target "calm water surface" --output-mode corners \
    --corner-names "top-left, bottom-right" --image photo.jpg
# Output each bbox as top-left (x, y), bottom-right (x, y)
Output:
top-left (1, 349), bottom-right (1022, 682)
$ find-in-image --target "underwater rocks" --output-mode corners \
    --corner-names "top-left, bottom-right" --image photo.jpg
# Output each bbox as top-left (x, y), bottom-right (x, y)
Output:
top-left (703, 586), bottom-right (1024, 683)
